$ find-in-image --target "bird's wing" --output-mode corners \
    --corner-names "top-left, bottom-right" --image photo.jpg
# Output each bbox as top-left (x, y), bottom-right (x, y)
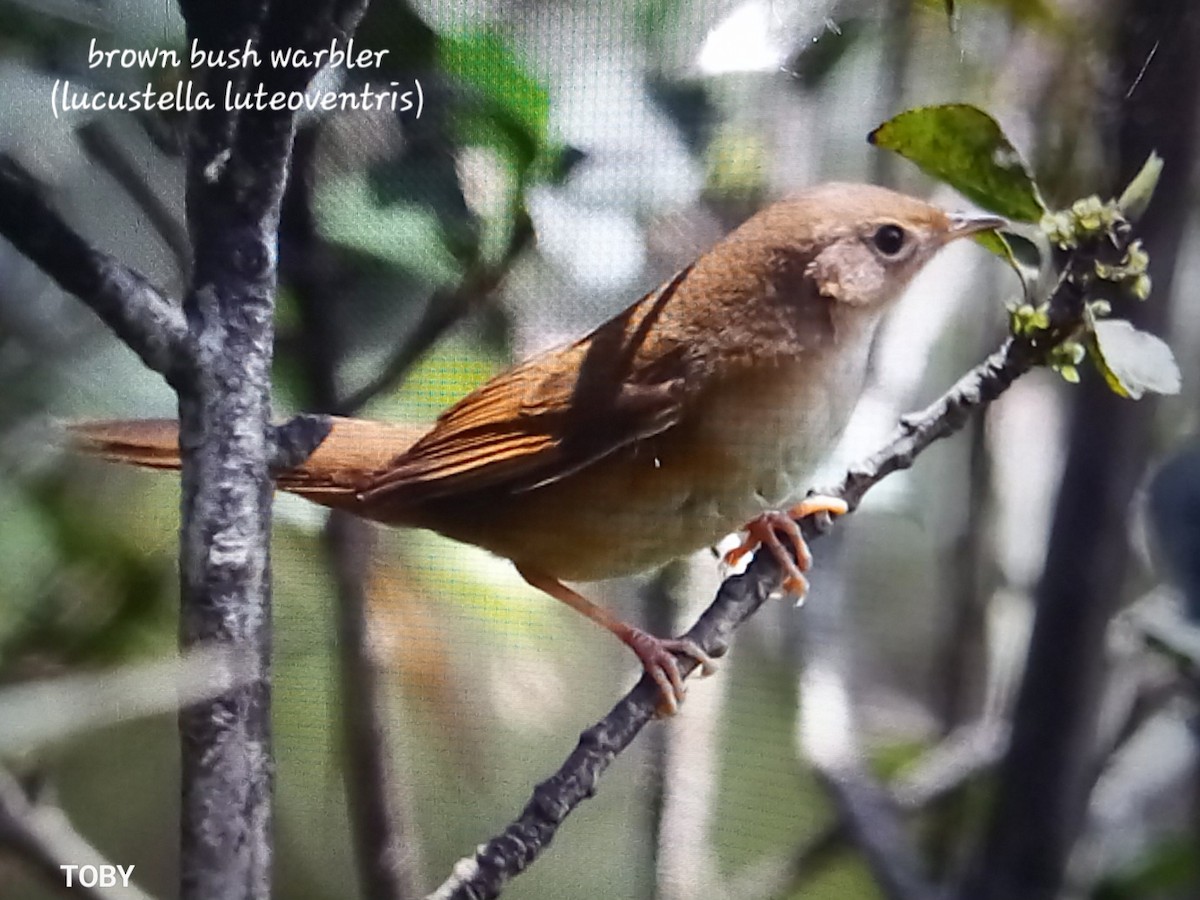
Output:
top-left (359, 270), bottom-right (695, 504)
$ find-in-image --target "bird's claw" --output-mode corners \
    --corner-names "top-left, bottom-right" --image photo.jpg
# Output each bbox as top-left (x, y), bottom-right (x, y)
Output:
top-left (624, 628), bottom-right (717, 716)
top-left (722, 495), bottom-right (848, 598)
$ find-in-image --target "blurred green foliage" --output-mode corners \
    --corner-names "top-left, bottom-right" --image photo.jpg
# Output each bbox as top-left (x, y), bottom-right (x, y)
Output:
top-left (0, 1), bottom-right (1195, 900)
top-left (1094, 836), bottom-right (1200, 900)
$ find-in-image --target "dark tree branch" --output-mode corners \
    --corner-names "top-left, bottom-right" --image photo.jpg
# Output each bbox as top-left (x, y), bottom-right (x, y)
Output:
top-left (0, 154), bottom-right (192, 384)
top-left (269, 414), bottom-right (334, 473)
top-left (76, 120), bottom-right (192, 278)
top-left (172, 4), bottom-right (370, 900)
top-left (0, 766), bottom-right (159, 900)
top-left (814, 766), bottom-right (937, 900)
top-left (962, 6), bottom-right (1200, 898)
top-left (326, 514), bottom-right (423, 900)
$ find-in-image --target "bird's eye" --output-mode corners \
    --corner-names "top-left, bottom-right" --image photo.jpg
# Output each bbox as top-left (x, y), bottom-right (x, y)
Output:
top-left (872, 224), bottom-right (908, 257)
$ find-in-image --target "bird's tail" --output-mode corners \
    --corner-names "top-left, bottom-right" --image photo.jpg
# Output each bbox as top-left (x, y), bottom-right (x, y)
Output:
top-left (68, 419), bottom-right (186, 471)
top-left (67, 417), bottom-right (422, 508)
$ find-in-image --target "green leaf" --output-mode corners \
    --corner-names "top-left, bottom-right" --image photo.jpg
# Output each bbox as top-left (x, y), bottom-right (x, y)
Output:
top-left (1116, 151), bottom-right (1163, 222)
top-left (868, 104), bottom-right (1046, 221)
top-left (1095, 834), bottom-right (1200, 899)
top-left (918, 0), bottom-right (1062, 30)
top-left (316, 175), bottom-right (462, 286)
top-left (992, 0), bottom-right (1061, 28)
top-left (1088, 319), bottom-right (1181, 399)
top-left (973, 229), bottom-right (1010, 258)
top-left (438, 32), bottom-right (549, 149)
top-left (975, 230), bottom-right (1036, 297)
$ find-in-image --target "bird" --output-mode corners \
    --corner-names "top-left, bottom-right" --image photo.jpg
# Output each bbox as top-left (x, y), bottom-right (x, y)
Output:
top-left (70, 182), bottom-right (1004, 714)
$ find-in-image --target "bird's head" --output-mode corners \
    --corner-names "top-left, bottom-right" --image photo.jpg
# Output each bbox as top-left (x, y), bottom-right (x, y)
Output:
top-left (764, 182), bottom-right (1006, 309)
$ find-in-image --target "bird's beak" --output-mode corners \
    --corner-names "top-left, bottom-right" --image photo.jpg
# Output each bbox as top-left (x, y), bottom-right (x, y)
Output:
top-left (946, 211), bottom-right (1008, 240)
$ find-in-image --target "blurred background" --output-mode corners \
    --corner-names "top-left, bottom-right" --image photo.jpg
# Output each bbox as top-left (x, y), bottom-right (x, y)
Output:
top-left (1, 0), bottom-right (1198, 898)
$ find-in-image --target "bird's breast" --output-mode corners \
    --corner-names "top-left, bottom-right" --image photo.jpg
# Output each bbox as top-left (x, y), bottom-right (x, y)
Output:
top-left (679, 352), bottom-right (863, 523)
top-left (458, 351), bottom-right (863, 581)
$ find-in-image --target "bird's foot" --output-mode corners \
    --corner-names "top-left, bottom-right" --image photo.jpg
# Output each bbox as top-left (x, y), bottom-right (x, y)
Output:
top-left (515, 565), bottom-right (718, 716)
top-left (621, 627), bottom-right (717, 716)
top-left (722, 495), bottom-right (849, 596)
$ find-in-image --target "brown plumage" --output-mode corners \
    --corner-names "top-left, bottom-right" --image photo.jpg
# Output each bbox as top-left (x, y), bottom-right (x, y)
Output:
top-left (70, 183), bottom-right (1003, 713)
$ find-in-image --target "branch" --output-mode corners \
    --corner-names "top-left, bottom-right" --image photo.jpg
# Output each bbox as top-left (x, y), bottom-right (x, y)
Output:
top-left (336, 215), bottom-right (533, 415)
top-left (0, 767), bottom-right (159, 900)
top-left (727, 721), bottom-right (1008, 900)
top-left (0, 153), bottom-right (192, 383)
top-left (814, 766), bottom-right (937, 900)
top-left (76, 121), bottom-right (192, 277)
top-left (327, 514), bottom-right (423, 900)
top-left (170, 4), bottom-right (368, 898)
top-left (891, 721), bottom-right (1009, 812)
top-left (1080, 594), bottom-right (1198, 793)
top-left (1123, 593), bottom-right (1200, 687)
top-left (269, 414), bottom-right (334, 473)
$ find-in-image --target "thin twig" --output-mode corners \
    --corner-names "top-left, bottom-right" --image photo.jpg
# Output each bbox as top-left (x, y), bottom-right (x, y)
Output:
top-left (171, 4), bottom-right (370, 900)
top-left (335, 215), bottom-right (533, 415)
top-left (334, 282), bottom-right (479, 414)
top-left (1086, 596), bottom-right (1195, 793)
top-left (814, 765), bottom-right (937, 900)
top-left (892, 721), bottom-right (1009, 812)
top-left (728, 721), bottom-right (1008, 900)
top-left (0, 766), bottom-right (159, 900)
top-left (0, 153), bottom-right (192, 384)
top-left (327, 513), bottom-right (423, 900)
top-left (76, 120), bottom-right (192, 278)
